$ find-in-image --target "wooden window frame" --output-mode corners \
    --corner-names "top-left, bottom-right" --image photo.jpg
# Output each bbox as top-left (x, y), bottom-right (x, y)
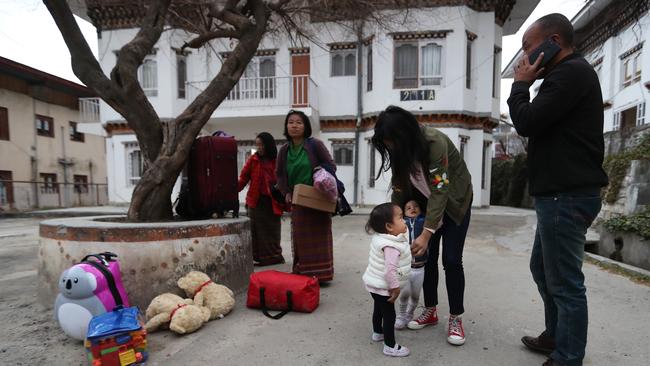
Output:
top-left (332, 144), bottom-right (354, 166)
top-left (369, 143), bottom-right (376, 188)
top-left (138, 57), bottom-right (158, 97)
top-left (621, 50), bottom-right (642, 89)
top-left (36, 115), bottom-right (54, 138)
top-left (177, 54), bottom-right (187, 99)
top-left (73, 174), bottom-right (89, 193)
top-left (0, 170), bottom-right (14, 206)
top-left (330, 49), bottom-right (356, 77)
top-left (393, 41), bottom-right (419, 89)
top-left (69, 121), bottom-right (85, 142)
top-left (126, 144), bottom-right (143, 187)
top-left (393, 39), bottom-right (444, 89)
top-left (466, 40), bottom-right (473, 89)
top-left (636, 102), bottom-right (646, 126)
top-left (367, 45), bottom-right (373, 91)
top-left (0, 107), bottom-right (9, 141)
top-left (40, 173), bottom-right (59, 194)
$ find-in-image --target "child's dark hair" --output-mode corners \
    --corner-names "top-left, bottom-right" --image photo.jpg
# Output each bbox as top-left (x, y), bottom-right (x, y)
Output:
top-left (365, 203), bottom-right (397, 234)
top-left (402, 199), bottom-right (421, 212)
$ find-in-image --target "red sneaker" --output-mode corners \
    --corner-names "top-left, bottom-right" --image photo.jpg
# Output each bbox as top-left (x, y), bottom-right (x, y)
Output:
top-left (447, 315), bottom-right (466, 345)
top-left (407, 307), bottom-right (438, 330)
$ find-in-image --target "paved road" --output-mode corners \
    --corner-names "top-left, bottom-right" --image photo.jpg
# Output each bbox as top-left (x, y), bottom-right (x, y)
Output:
top-left (0, 208), bottom-right (648, 366)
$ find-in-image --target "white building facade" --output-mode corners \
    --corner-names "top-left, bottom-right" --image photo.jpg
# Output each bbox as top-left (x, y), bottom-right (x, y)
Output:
top-left (75, 1), bottom-right (539, 207)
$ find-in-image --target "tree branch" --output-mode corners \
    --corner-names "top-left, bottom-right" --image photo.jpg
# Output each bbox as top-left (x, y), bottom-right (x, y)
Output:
top-left (170, 0), bottom-right (272, 160)
top-left (110, 0), bottom-right (172, 162)
top-left (182, 28), bottom-right (242, 50)
top-left (208, 1), bottom-right (251, 30)
top-left (42, 1), bottom-right (125, 115)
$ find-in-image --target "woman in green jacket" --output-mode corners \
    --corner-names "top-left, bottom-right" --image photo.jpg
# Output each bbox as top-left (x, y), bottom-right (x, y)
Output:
top-left (371, 106), bottom-right (473, 346)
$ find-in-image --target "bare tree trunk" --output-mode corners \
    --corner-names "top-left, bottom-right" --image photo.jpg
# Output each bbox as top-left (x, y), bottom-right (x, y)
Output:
top-left (129, 175), bottom-right (177, 221)
top-left (127, 123), bottom-right (190, 221)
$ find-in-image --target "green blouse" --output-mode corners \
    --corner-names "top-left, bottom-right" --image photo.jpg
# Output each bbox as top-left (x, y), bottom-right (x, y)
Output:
top-left (286, 143), bottom-right (313, 188)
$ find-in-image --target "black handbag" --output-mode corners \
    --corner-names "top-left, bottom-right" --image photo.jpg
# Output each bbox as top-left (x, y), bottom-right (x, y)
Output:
top-left (270, 184), bottom-right (286, 205)
top-left (320, 165), bottom-right (353, 217)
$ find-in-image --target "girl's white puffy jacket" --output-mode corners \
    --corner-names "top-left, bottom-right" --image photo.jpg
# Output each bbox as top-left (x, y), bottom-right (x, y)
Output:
top-left (362, 232), bottom-right (412, 290)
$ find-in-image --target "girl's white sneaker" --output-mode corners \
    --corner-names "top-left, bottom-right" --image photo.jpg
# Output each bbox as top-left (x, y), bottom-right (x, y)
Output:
top-left (383, 344), bottom-right (410, 357)
top-left (371, 332), bottom-right (384, 342)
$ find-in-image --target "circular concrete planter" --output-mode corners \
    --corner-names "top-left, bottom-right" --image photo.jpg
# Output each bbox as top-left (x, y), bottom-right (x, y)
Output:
top-left (38, 215), bottom-right (252, 310)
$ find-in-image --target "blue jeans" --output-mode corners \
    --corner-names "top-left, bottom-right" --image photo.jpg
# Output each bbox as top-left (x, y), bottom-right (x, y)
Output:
top-left (531, 190), bottom-right (601, 366)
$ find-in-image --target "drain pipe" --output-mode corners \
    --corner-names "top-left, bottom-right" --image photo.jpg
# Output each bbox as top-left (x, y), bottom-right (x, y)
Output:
top-left (353, 25), bottom-right (364, 206)
top-left (60, 126), bottom-right (69, 207)
top-left (31, 98), bottom-right (39, 208)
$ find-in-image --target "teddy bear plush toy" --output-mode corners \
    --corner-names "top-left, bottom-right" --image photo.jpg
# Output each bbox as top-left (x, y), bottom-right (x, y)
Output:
top-left (144, 293), bottom-right (211, 334)
top-left (177, 271), bottom-right (235, 320)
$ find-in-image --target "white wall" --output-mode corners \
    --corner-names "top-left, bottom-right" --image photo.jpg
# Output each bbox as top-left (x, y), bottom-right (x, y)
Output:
top-left (96, 5), bottom-right (507, 206)
top-left (106, 134), bottom-right (136, 203)
top-left (106, 134), bottom-right (181, 205)
top-left (359, 7), bottom-right (500, 118)
top-left (584, 13), bottom-right (649, 132)
top-left (351, 126), bottom-right (491, 208)
top-left (319, 131), bottom-right (356, 193)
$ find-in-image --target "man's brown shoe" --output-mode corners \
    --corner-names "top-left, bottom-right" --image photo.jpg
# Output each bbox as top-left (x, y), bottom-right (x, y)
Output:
top-left (521, 334), bottom-right (555, 355)
top-left (542, 358), bottom-right (560, 366)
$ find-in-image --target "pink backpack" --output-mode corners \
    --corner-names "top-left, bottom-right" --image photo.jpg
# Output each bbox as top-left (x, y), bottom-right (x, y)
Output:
top-left (54, 252), bottom-right (130, 339)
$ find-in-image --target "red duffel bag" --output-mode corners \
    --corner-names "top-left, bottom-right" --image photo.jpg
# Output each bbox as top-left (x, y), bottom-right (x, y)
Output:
top-left (246, 270), bottom-right (320, 319)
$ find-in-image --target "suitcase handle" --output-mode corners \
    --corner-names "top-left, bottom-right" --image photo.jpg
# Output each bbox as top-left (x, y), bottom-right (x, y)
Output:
top-left (259, 287), bottom-right (293, 320)
top-left (83, 259), bottom-right (124, 308)
top-left (81, 252), bottom-right (118, 266)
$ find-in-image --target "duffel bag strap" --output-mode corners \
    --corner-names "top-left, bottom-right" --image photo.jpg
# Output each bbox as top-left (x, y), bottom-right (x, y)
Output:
top-left (259, 287), bottom-right (293, 320)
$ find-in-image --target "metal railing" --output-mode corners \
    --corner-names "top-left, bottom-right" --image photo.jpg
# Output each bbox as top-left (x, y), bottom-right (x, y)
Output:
top-left (186, 75), bottom-right (318, 109)
top-left (0, 180), bottom-right (108, 211)
top-left (79, 97), bottom-right (101, 123)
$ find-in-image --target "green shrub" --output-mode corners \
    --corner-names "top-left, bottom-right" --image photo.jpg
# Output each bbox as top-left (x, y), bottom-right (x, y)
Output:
top-left (490, 154), bottom-right (530, 208)
top-left (602, 133), bottom-right (650, 204)
top-left (603, 208), bottom-right (650, 239)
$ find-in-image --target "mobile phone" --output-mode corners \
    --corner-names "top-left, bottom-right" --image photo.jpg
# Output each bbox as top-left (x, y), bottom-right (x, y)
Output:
top-left (528, 39), bottom-right (561, 69)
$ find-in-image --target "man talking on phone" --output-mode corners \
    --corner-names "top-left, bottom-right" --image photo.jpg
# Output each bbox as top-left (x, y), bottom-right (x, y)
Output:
top-left (507, 13), bottom-right (608, 366)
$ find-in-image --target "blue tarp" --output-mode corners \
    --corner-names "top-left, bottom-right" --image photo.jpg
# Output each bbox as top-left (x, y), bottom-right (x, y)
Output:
top-left (86, 306), bottom-right (142, 339)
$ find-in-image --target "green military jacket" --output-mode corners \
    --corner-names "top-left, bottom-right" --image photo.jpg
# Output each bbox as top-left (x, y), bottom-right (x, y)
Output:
top-left (391, 126), bottom-right (473, 228)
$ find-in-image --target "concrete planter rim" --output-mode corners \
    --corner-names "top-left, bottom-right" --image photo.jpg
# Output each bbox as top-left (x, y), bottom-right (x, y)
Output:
top-left (40, 215), bottom-right (250, 242)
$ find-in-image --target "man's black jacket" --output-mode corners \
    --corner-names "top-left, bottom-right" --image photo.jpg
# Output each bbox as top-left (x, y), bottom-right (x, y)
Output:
top-left (507, 53), bottom-right (609, 196)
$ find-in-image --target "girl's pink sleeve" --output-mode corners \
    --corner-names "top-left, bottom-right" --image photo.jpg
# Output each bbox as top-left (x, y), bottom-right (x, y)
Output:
top-left (383, 246), bottom-right (400, 289)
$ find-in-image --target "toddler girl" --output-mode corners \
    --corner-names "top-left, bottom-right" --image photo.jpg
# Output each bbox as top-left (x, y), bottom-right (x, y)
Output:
top-left (362, 203), bottom-right (412, 357)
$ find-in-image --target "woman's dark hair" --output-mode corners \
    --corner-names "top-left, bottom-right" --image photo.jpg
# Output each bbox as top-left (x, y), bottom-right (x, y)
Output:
top-left (283, 110), bottom-right (312, 140)
top-left (256, 132), bottom-right (277, 159)
top-left (371, 106), bottom-right (430, 191)
top-left (365, 202), bottom-right (397, 234)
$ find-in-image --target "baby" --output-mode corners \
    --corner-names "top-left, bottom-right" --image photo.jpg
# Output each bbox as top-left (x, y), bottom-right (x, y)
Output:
top-left (394, 200), bottom-right (428, 329)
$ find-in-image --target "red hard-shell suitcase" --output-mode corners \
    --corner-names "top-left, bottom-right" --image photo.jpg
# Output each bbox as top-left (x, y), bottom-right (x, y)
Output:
top-left (187, 135), bottom-right (239, 217)
top-left (247, 270), bottom-right (320, 319)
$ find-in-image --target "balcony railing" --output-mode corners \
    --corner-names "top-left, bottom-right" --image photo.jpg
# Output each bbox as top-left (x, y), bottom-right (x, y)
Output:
top-left (79, 97), bottom-right (101, 123)
top-left (0, 180), bottom-right (108, 210)
top-left (186, 75), bottom-right (318, 110)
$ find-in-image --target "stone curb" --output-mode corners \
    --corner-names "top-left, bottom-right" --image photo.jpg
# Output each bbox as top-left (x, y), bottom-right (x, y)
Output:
top-left (585, 251), bottom-right (650, 278)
